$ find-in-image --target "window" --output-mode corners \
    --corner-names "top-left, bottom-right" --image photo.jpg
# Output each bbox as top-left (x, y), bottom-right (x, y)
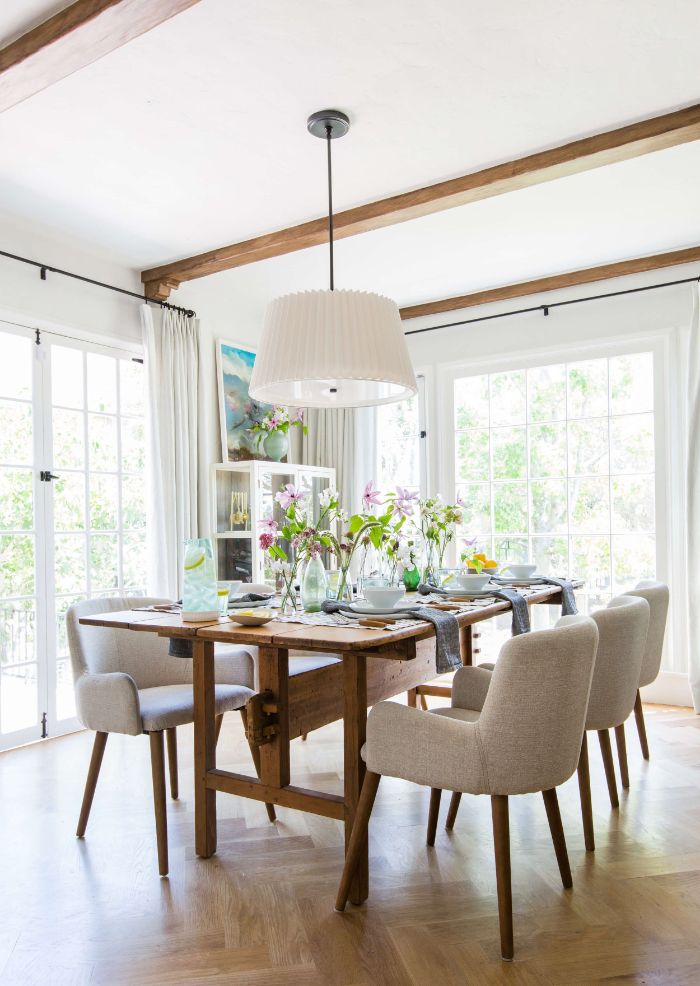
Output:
top-left (0, 324), bottom-right (146, 749)
top-left (453, 353), bottom-right (656, 615)
top-left (377, 374), bottom-right (426, 497)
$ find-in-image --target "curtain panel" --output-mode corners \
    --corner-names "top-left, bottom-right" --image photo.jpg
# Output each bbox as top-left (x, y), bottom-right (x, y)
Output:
top-left (687, 285), bottom-right (700, 711)
top-left (141, 306), bottom-right (205, 597)
top-left (301, 406), bottom-right (377, 515)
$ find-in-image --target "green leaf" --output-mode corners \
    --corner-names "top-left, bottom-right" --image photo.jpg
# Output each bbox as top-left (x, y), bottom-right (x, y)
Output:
top-left (349, 514), bottom-right (364, 534)
top-left (369, 526), bottom-right (383, 549)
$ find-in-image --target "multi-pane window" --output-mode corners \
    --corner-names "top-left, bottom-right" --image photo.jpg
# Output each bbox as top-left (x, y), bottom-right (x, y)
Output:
top-left (377, 374), bottom-right (426, 498)
top-left (454, 353), bottom-right (656, 614)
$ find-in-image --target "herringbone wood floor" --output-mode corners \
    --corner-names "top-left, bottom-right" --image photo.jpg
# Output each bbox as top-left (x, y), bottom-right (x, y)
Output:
top-left (1, 702), bottom-right (700, 985)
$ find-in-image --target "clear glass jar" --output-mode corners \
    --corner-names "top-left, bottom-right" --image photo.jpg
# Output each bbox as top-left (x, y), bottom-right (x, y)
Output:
top-left (182, 538), bottom-right (219, 621)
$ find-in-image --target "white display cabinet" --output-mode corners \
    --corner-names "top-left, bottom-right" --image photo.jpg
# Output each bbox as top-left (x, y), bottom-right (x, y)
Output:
top-left (211, 461), bottom-right (337, 584)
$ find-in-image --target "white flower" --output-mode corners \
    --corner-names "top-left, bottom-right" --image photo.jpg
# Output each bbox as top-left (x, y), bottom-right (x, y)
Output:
top-left (319, 486), bottom-right (339, 509)
top-left (337, 508), bottom-right (349, 523)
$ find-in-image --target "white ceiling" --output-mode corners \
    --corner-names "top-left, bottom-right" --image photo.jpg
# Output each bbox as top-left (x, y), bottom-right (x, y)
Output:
top-left (0, 0), bottom-right (699, 307)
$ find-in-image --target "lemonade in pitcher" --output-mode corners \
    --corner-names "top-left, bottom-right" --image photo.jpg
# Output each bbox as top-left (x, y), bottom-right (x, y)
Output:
top-left (182, 538), bottom-right (219, 622)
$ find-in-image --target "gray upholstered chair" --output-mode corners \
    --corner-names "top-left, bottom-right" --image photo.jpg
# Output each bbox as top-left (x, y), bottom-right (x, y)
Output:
top-left (67, 596), bottom-right (265, 876)
top-left (335, 617), bottom-right (599, 960)
top-left (623, 580), bottom-right (670, 762)
top-left (573, 595), bottom-right (649, 850)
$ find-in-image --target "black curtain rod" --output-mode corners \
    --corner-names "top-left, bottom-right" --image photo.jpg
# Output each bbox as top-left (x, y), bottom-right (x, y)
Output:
top-left (0, 249), bottom-right (196, 318)
top-left (404, 272), bottom-right (700, 336)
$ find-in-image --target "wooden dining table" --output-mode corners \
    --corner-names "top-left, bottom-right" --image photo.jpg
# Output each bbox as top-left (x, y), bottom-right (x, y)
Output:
top-left (80, 583), bottom-right (577, 904)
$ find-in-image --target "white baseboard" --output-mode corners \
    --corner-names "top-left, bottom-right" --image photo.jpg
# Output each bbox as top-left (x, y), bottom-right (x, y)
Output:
top-left (641, 671), bottom-right (693, 708)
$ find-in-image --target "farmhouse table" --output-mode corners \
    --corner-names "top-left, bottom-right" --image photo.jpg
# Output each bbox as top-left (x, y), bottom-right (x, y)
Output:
top-left (80, 583), bottom-right (576, 904)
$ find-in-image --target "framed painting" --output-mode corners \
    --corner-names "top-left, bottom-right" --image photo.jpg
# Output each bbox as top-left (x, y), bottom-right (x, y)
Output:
top-left (216, 339), bottom-right (279, 462)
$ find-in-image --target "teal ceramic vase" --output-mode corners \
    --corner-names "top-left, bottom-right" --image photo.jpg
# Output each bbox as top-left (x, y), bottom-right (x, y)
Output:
top-left (264, 430), bottom-right (288, 461)
top-left (301, 556), bottom-right (328, 612)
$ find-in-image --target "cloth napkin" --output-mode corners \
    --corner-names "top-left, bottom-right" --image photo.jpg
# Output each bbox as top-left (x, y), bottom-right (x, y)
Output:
top-left (321, 599), bottom-right (461, 674)
top-left (418, 583), bottom-right (531, 636)
top-left (534, 576), bottom-right (578, 616)
top-left (232, 592), bottom-right (274, 604)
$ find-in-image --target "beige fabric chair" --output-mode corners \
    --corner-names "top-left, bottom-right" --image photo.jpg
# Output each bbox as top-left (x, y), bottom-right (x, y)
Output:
top-left (67, 596), bottom-right (266, 876)
top-left (451, 596), bottom-right (650, 850)
top-left (623, 580), bottom-right (670, 761)
top-left (335, 617), bottom-right (599, 960)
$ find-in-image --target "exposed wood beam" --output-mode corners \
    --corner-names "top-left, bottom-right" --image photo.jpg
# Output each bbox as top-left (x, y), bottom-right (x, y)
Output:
top-left (141, 103), bottom-right (700, 296)
top-left (398, 246), bottom-right (700, 321)
top-left (0, 0), bottom-right (203, 113)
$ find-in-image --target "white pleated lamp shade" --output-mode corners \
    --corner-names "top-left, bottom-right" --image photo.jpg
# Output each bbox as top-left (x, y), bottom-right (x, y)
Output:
top-left (249, 288), bottom-right (417, 407)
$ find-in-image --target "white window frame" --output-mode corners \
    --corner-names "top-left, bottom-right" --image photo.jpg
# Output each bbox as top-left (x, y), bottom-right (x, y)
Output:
top-left (0, 318), bottom-right (146, 750)
top-left (375, 370), bottom-right (429, 497)
top-left (435, 328), bottom-right (686, 681)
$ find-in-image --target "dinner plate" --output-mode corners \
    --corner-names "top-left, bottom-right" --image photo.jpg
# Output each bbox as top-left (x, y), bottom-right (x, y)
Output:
top-left (492, 577), bottom-right (546, 587)
top-left (349, 601), bottom-right (421, 616)
top-left (444, 589), bottom-right (496, 599)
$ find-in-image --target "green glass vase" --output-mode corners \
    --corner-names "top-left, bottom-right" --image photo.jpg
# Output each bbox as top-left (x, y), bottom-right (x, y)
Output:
top-left (402, 565), bottom-right (421, 591)
top-left (263, 430), bottom-right (289, 461)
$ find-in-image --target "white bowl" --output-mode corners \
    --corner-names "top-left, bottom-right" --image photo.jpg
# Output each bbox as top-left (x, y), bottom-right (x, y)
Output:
top-left (452, 573), bottom-right (491, 591)
top-left (503, 563), bottom-right (537, 579)
top-left (363, 586), bottom-right (406, 609)
top-left (228, 608), bottom-right (273, 626)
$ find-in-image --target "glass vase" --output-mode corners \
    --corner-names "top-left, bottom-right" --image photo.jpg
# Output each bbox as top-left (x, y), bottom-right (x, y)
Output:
top-left (402, 564), bottom-right (421, 591)
top-left (422, 542), bottom-right (438, 587)
top-left (301, 556), bottom-right (327, 612)
top-left (279, 580), bottom-right (298, 615)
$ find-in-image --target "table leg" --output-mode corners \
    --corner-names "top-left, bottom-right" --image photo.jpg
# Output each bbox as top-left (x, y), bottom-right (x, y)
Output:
top-left (258, 646), bottom-right (290, 788)
top-left (460, 625), bottom-right (473, 666)
top-left (193, 638), bottom-right (217, 858)
top-left (343, 653), bottom-right (368, 905)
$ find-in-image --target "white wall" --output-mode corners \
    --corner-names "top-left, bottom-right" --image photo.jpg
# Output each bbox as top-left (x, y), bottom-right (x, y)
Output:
top-left (0, 211), bottom-right (143, 349)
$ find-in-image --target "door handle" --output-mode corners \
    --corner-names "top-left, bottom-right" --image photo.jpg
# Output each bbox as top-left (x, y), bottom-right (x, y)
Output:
top-left (39, 471), bottom-right (60, 482)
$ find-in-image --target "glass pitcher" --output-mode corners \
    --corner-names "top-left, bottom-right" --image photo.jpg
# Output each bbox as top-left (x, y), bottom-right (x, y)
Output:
top-left (182, 538), bottom-right (219, 622)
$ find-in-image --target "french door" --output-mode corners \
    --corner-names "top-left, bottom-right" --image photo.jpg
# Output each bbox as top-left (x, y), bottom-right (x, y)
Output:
top-left (0, 322), bottom-right (146, 750)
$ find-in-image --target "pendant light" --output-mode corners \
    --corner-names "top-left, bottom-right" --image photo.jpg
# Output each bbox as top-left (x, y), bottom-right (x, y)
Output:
top-left (249, 109), bottom-right (417, 408)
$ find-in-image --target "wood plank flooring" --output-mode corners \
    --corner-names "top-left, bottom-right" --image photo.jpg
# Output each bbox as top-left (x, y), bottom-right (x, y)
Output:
top-left (1, 701), bottom-right (700, 984)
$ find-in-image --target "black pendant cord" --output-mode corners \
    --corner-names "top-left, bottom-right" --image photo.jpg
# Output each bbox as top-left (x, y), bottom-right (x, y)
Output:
top-left (326, 124), bottom-right (335, 291)
top-left (0, 248), bottom-right (196, 317)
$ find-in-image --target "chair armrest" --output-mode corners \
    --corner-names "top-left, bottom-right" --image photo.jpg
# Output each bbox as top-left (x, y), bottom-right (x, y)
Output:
top-left (214, 644), bottom-right (256, 690)
top-left (451, 665), bottom-right (493, 711)
top-left (365, 701), bottom-right (488, 795)
top-left (75, 672), bottom-right (141, 735)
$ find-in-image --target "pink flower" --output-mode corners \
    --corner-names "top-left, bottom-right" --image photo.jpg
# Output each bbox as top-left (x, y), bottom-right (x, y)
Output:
top-left (362, 480), bottom-right (382, 511)
top-left (258, 518), bottom-right (279, 534)
top-left (259, 533), bottom-right (275, 551)
top-left (308, 541), bottom-right (322, 559)
top-left (391, 486), bottom-right (419, 519)
top-left (292, 407), bottom-right (305, 423)
top-left (275, 484), bottom-right (307, 510)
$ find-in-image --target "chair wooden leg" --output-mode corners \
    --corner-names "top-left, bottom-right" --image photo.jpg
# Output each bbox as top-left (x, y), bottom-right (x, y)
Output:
top-left (598, 729), bottom-right (619, 809)
top-left (542, 788), bottom-right (572, 888)
top-left (615, 723), bottom-right (630, 789)
top-left (491, 794), bottom-right (513, 961)
top-left (76, 731), bottom-right (108, 837)
top-left (634, 690), bottom-right (650, 760)
top-left (407, 688), bottom-right (417, 708)
top-left (426, 789), bottom-right (442, 846)
top-left (239, 708), bottom-right (276, 822)
top-left (149, 731), bottom-right (169, 876)
top-left (446, 791), bottom-right (462, 831)
top-left (577, 734), bottom-right (595, 852)
top-left (335, 771), bottom-right (381, 912)
top-left (214, 713), bottom-right (224, 745)
top-left (419, 693), bottom-right (429, 711)
top-left (165, 727), bottom-right (178, 800)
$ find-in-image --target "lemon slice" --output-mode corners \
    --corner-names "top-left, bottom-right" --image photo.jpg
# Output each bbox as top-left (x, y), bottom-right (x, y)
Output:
top-left (184, 547), bottom-right (205, 571)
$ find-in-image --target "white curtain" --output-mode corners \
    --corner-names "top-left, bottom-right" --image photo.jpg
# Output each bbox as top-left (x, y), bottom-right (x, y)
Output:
top-left (687, 284), bottom-right (700, 711)
top-left (301, 406), bottom-right (377, 514)
top-left (141, 305), bottom-right (205, 597)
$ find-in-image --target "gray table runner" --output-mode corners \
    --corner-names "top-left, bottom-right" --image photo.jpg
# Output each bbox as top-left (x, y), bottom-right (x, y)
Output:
top-left (321, 599), bottom-right (461, 674)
